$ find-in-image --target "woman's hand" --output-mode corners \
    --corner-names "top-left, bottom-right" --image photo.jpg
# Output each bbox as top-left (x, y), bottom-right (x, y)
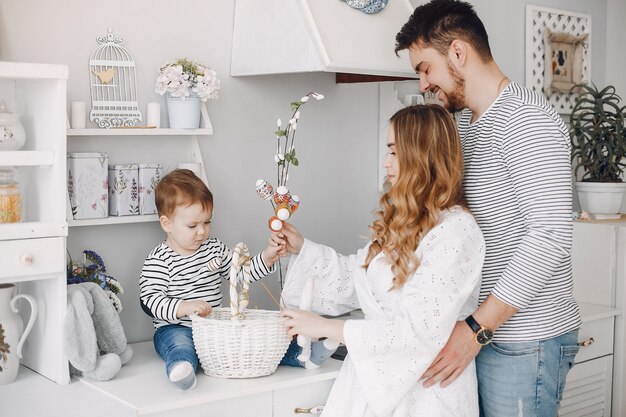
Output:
top-left (280, 309), bottom-right (345, 343)
top-left (177, 300), bottom-right (212, 318)
top-left (270, 222), bottom-right (305, 255)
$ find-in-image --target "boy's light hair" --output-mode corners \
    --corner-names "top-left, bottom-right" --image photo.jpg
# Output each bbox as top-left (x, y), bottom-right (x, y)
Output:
top-left (155, 169), bottom-right (213, 218)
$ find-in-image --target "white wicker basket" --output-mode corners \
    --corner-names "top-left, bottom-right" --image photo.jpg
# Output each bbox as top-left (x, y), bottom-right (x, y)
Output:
top-left (191, 307), bottom-right (290, 378)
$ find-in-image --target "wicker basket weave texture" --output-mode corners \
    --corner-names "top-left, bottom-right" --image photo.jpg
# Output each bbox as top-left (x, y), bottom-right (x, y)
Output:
top-left (191, 307), bottom-right (290, 378)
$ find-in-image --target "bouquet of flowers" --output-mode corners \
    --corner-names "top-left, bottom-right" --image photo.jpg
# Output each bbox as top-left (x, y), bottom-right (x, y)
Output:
top-left (154, 58), bottom-right (220, 102)
top-left (67, 250), bottom-right (124, 312)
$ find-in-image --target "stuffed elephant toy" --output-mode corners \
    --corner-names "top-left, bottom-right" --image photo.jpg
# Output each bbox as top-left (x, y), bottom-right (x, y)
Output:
top-left (65, 282), bottom-right (132, 381)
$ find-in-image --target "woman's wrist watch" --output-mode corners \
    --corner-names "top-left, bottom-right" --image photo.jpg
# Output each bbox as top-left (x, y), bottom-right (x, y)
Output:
top-left (465, 315), bottom-right (494, 345)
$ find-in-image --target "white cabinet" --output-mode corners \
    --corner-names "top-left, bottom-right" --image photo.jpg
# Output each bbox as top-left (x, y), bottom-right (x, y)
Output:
top-left (66, 109), bottom-right (212, 227)
top-left (561, 304), bottom-right (618, 416)
top-left (68, 341), bottom-right (340, 417)
top-left (0, 61), bottom-right (69, 384)
top-left (561, 356), bottom-right (613, 416)
top-left (231, 0), bottom-right (416, 78)
top-left (572, 220), bottom-right (626, 416)
top-left (274, 379), bottom-right (333, 417)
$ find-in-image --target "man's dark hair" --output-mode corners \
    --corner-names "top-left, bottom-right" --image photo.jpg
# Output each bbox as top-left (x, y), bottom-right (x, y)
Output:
top-left (395, 0), bottom-right (492, 63)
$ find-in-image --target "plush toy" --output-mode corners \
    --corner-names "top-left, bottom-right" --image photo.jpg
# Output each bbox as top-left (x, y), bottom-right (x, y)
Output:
top-left (65, 282), bottom-right (133, 381)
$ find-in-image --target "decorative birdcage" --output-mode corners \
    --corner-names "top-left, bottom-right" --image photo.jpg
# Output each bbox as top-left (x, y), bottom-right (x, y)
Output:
top-left (89, 29), bottom-right (142, 128)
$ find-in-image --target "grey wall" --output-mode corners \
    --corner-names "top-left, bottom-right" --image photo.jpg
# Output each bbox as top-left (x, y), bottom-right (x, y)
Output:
top-left (0, 0), bottom-right (613, 343)
top-left (606, 0), bottom-right (626, 97)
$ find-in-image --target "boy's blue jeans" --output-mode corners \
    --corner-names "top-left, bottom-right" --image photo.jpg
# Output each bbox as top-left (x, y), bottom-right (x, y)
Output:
top-left (477, 329), bottom-right (580, 417)
top-left (153, 324), bottom-right (199, 377)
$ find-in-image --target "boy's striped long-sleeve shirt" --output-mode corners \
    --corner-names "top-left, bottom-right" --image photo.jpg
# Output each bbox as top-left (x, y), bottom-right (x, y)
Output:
top-left (139, 237), bottom-right (274, 328)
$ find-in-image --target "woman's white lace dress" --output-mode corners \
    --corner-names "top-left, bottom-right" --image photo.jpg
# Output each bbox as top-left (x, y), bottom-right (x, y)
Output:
top-left (282, 207), bottom-right (485, 417)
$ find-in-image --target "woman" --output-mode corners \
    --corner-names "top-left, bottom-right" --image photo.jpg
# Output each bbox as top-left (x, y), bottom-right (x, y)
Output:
top-left (276, 105), bottom-right (485, 417)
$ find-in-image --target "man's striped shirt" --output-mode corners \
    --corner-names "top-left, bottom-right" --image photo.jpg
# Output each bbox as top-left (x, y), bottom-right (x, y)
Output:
top-left (139, 237), bottom-right (273, 328)
top-left (458, 82), bottom-right (581, 342)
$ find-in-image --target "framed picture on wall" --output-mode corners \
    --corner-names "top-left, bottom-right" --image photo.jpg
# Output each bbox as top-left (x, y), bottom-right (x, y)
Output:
top-left (525, 5), bottom-right (591, 113)
top-left (543, 29), bottom-right (588, 94)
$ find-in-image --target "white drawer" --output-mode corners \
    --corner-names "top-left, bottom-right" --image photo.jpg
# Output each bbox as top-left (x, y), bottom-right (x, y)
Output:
top-left (0, 237), bottom-right (64, 280)
top-left (576, 316), bottom-right (614, 364)
top-left (274, 379), bottom-right (335, 417)
top-left (153, 392), bottom-right (272, 417)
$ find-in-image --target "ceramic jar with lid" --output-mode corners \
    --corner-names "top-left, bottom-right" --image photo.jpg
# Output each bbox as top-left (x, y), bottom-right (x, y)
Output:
top-left (0, 167), bottom-right (22, 223)
top-left (0, 101), bottom-right (26, 151)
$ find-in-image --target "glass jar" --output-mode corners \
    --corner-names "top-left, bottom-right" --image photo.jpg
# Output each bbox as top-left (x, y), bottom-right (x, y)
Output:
top-left (0, 101), bottom-right (26, 151)
top-left (0, 167), bottom-right (22, 223)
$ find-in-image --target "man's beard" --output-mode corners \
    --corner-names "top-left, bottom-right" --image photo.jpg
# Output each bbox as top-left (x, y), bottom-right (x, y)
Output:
top-left (443, 60), bottom-right (466, 113)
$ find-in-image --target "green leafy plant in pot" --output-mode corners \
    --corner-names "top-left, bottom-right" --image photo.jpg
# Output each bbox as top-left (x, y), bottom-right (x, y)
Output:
top-left (570, 82), bottom-right (626, 219)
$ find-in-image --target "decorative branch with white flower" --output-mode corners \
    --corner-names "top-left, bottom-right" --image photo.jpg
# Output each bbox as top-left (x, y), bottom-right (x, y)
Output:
top-left (255, 92), bottom-right (324, 287)
top-left (154, 58), bottom-right (220, 102)
top-left (273, 92), bottom-right (324, 187)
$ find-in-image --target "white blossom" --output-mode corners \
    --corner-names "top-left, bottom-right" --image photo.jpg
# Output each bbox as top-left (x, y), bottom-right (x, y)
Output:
top-left (301, 96), bottom-right (309, 102)
top-left (289, 118), bottom-right (296, 125)
top-left (106, 291), bottom-right (123, 313)
top-left (277, 118), bottom-right (282, 127)
top-left (274, 153), bottom-right (285, 162)
top-left (312, 92), bottom-right (324, 100)
top-left (106, 277), bottom-right (124, 294)
top-left (295, 111), bottom-right (301, 120)
top-left (155, 59), bottom-right (220, 102)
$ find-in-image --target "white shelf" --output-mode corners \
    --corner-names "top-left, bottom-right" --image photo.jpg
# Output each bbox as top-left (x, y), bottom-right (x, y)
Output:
top-left (0, 61), bottom-right (68, 80)
top-left (79, 342), bottom-right (341, 415)
top-left (0, 273), bottom-right (64, 285)
top-left (578, 302), bottom-right (620, 323)
top-left (68, 214), bottom-right (158, 227)
top-left (0, 150), bottom-right (54, 166)
top-left (0, 61), bottom-right (69, 385)
top-left (0, 221), bottom-right (67, 240)
top-left (68, 127), bottom-right (213, 136)
top-left (66, 103), bottom-right (212, 227)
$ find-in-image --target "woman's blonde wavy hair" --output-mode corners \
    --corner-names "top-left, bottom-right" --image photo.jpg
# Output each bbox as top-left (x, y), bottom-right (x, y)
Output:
top-left (365, 104), bottom-right (465, 289)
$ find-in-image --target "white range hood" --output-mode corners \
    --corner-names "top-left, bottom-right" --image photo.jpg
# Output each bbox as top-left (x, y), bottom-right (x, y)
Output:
top-left (231, 0), bottom-right (417, 78)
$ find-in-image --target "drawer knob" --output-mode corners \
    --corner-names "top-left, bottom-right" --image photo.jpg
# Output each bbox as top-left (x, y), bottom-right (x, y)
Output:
top-left (578, 337), bottom-right (594, 347)
top-left (294, 405), bottom-right (324, 414)
top-left (20, 253), bottom-right (34, 265)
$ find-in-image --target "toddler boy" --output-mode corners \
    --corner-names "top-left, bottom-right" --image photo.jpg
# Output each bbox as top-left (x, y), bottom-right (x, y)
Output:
top-left (139, 169), bottom-right (280, 390)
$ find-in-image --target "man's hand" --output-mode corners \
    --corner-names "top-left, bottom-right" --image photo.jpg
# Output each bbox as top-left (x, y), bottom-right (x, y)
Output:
top-left (421, 320), bottom-right (482, 387)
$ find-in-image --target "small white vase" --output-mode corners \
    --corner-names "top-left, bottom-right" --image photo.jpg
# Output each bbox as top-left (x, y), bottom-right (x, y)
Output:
top-left (575, 181), bottom-right (626, 219)
top-left (166, 93), bottom-right (202, 129)
top-left (0, 283), bottom-right (38, 385)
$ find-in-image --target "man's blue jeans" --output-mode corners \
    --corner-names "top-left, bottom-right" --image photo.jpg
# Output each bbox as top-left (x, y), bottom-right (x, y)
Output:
top-left (476, 329), bottom-right (579, 417)
top-left (153, 324), bottom-right (199, 377)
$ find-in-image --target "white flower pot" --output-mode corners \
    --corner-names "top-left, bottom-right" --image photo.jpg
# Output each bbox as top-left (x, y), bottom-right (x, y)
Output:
top-left (575, 181), bottom-right (626, 219)
top-left (166, 94), bottom-right (201, 129)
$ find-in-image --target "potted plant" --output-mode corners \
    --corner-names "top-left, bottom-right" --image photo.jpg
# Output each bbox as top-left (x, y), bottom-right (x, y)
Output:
top-left (570, 82), bottom-right (626, 218)
top-left (154, 58), bottom-right (220, 129)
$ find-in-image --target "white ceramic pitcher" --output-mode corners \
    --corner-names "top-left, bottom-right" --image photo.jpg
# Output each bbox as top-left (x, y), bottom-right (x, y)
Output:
top-left (0, 283), bottom-right (37, 385)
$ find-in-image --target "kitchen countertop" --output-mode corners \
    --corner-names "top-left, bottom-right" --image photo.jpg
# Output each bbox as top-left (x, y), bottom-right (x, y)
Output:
top-left (1, 341), bottom-right (342, 417)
